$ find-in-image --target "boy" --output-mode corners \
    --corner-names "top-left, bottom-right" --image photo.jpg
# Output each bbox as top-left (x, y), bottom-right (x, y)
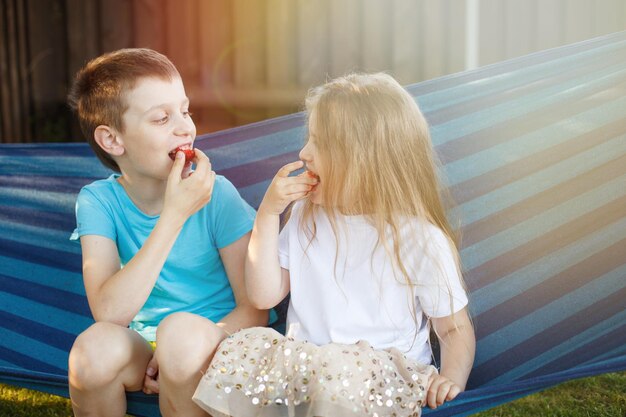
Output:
top-left (67, 48), bottom-right (269, 417)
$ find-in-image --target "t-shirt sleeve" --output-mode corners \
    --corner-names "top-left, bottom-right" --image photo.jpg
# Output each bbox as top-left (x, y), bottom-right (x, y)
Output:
top-left (210, 176), bottom-right (257, 249)
top-left (414, 226), bottom-right (468, 318)
top-left (70, 187), bottom-right (116, 242)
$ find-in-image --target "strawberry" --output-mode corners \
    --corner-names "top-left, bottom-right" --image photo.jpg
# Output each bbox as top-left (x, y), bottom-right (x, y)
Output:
top-left (305, 171), bottom-right (320, 181)
top-left (168, 147), bottom-right (195, 163)
top-left (305, 170), bottom-right (320, 191)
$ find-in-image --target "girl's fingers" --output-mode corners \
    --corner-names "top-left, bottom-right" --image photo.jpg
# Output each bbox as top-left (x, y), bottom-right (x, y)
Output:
top-left (426, 376), bottom-right (458, 408)
top-left (436, 382), bottom-right (451, 406)
top-left (284, 183), bottom-right (315, 195)
top-left (277, 161), bottom-right (305, 178)
top-left (427, 378), bottom-right (441, 408)
top-left (447, 384), bottom-right (461, 401)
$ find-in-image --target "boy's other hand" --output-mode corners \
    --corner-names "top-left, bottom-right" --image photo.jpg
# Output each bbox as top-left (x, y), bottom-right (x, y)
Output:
top-left (259, 161), bottom-right (318, 216)
top-left (142, 355), bottom-right (159, 395)
top-left (163, 148), bottom-right (216, 224)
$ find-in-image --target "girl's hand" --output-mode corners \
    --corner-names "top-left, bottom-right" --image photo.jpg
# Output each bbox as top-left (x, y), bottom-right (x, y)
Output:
top-left (259, 161), bottom-right (318, 215)
top-left (162, 148), bottom-right (216, 225)
top-left (426, 374), bottom-right (462, 409)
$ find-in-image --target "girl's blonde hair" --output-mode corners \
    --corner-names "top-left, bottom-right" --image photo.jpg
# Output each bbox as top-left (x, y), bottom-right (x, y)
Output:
top-left (300, 73), bottom-right (465, 344)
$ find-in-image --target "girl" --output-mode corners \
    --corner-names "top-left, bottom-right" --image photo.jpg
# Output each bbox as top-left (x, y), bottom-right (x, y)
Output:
top-left (193, 73), bottom-right (475, 417)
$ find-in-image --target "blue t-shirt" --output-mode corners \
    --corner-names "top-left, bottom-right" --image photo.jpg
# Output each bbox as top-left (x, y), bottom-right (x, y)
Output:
top-left (71, 174), bottom-right (258, 341)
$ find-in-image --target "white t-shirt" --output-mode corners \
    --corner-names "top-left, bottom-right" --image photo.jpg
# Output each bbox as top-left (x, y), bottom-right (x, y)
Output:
top-left (278, 201), bottom-right (468, 365)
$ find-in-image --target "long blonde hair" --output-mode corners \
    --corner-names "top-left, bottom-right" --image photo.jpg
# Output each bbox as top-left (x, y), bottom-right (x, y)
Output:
top-left (299, 73), bottom-right (465, 339)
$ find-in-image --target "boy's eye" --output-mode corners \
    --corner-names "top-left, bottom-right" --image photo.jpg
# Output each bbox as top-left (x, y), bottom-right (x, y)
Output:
top-left (155, 115), bottom-right (169, 124)
top-left (183, 110), bottom-right (193, 118)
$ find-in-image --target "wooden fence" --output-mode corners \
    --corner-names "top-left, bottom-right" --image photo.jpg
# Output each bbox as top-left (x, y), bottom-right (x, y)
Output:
top-left (1, 0), bottom-right (626, 142)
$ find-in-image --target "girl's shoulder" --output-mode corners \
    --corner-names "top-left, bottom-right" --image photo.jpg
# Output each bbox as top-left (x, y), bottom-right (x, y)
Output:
top-left (398, 216), bottom-right (452, 252)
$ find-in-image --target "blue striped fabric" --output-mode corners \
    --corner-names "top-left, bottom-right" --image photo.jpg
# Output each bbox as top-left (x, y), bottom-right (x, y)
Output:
top-left (1, 31), bottom-right (625, 416)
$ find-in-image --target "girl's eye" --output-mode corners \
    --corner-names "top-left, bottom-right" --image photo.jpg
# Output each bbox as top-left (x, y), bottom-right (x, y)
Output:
top-left (183, 111), bottom-right (193, 118)
top-left (155, 115), bottom-right (169, 124)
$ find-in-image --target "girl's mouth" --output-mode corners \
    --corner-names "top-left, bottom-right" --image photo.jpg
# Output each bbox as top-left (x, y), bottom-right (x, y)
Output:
top-left (306, 170), bottom-right (320, 191)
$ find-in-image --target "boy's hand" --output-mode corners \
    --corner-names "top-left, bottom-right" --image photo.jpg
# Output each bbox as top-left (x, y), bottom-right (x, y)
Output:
top-left (426, 374), bottom-right (462, 409)
top-left (259, 161), bottom-right (318, 215)
top-left (143, 355), bottom-right (159, 395)
top-left (162, 148), bottom-right (216, 224)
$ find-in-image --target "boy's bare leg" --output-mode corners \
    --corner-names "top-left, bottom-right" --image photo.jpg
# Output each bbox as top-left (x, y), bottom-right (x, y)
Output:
top-left (156, 312), bottom-right (227, 417)
top-left (69, 322), bottom-right (153, 417)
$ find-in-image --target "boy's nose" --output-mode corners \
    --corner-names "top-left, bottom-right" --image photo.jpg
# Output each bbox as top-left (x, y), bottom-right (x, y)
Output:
top-left (174, 115), bottom-right (195, 136)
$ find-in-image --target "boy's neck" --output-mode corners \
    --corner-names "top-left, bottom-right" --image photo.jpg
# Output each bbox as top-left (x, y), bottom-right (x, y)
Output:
top-left (116, 174), bottom-right (166, 216)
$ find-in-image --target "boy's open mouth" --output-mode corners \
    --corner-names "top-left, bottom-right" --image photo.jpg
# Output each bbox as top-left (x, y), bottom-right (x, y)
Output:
top-left (168, 145), bottom-right (194, 163)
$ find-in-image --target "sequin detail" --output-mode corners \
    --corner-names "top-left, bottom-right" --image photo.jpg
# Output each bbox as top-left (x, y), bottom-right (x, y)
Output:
top-left (193, 327), bottom-right (436, 417)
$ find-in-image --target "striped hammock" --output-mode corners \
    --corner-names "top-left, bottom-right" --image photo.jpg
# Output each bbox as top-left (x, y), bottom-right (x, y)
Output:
top-left (1, 31), bottom-right (625, 416)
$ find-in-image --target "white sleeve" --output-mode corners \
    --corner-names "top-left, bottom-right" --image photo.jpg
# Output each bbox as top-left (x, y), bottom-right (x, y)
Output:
top-left (414, 225), bottom-right (468, 318)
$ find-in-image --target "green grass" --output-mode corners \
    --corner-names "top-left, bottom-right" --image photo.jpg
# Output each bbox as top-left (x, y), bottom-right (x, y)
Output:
top-left (473, 371), bottom-right (626, 417)
top-left (0, 383), bottom-right (72, 416)
top-left (1, 372), bottom-right (625, 416)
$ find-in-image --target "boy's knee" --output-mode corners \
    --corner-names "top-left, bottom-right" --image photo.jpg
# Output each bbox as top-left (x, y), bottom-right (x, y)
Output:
top-left (68, 322), bottom-right (129, 390)
top-left (156, 313), bottom-right (225, 382)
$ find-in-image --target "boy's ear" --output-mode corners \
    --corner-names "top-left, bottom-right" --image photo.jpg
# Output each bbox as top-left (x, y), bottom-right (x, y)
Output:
top-left (94, 125), bottom-right (125, 156)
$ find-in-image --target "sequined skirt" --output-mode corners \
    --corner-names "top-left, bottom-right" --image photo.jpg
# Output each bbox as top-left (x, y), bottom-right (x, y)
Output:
top-left (192, 327), bottom-right (436, 417)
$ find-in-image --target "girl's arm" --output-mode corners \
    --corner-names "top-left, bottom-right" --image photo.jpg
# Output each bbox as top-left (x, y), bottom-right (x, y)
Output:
top-left (245, 208), bottom-right (291, 309)
top-left (428, 307), bottom-right (476, 409)
top-left (81, 150), bottom-right (216, 325)
top-left (245, 161), bottom-right (317, 309)
top-left (216, 232), bottom-right (271, 334)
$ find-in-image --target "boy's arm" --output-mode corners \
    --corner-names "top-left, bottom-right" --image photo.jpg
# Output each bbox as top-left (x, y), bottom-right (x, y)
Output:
top-left (81, 150), bottom-right (216, 325)
top-left (216, 232), bottom-right (271, 334)
top-left (428, 307), bottom-right (476, 408)
top-left (80, 213), bottom-right (185, 325)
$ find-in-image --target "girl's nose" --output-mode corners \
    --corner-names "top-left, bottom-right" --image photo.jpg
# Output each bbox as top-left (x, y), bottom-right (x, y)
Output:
top-left (299, 143), bottom-right (311, 161)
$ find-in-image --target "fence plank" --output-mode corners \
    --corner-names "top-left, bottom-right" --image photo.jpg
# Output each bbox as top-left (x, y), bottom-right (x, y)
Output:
top-left (593, 0), bottom-right (623, 36)
top-left (267, 0), bottom-right (296, 86)
top-left (233, 0), bottom-right (267, 125)
top-left (392, 0), bottom-right (422, 84)
top-left (329, 0), bottom-right (360, 78)
top-left (422, 0), bottom-right (446, 79)
top-left (15, 0), bottom-right (31, 142)
top-left (504, 0), bottom-right (535, 60)
top-left (266, 0), bottom-right (298, 118)
top-left (297, 0), bottom-right (329, 87)
top-left (362, 0), bottom-right (392, 73)
top-left (65, 0), bottom-right (99, 78)
top-left (536, 0), bottom-right (563, 51)
top-left (100, 0), bottom-right (133, 52)
top-left (195, 0), bottom-right (235, 132)
top-left (564, 0), bottom-right (594, 44)
top-left (133, 0), bottom-right (166, 51)
top-left (0, 0), bottom-right (13, 140)
top-left (479, 0), bottom-right (505, 66)
top-left (446, 0), bottom-right (466, 75)
top-left (165, 0), bottom-right (200, 84)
